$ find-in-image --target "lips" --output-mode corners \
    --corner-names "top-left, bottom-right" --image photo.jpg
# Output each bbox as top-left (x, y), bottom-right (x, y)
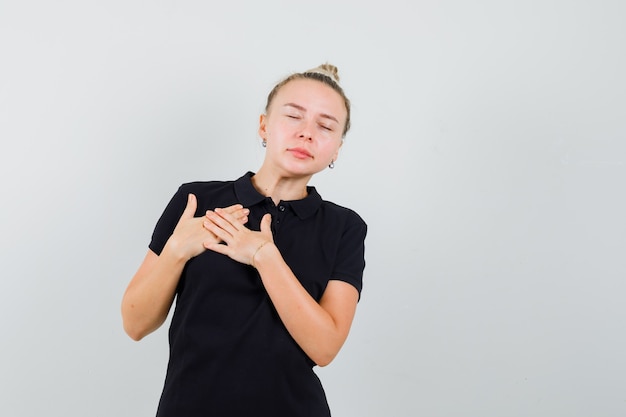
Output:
top-left (287, 147), bottom-right (313, 159)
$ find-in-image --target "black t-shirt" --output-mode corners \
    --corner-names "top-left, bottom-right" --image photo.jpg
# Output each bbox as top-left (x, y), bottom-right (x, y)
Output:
top-left (149, 172), bottom-right (367, 417)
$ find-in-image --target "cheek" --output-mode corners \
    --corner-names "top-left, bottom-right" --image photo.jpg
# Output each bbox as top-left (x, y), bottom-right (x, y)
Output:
top-left (271, 119), bottom-right (297, 135)
top-left (322, 141), bottom-right (342, 157)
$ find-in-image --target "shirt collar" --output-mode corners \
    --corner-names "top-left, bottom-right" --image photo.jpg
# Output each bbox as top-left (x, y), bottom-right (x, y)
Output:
top-left (234, 172), bottom-right (323, 220)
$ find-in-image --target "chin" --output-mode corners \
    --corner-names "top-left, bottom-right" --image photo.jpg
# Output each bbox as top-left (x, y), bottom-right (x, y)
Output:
top-left (279, 163), bottom-right (319, 177)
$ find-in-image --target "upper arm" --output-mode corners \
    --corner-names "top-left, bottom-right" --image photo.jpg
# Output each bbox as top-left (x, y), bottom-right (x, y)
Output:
top-left (319, 280), bottom-right (360, 338)
top-left (122, 249), bottom-right (177, 340)
top-left (125, 249), bottom-right (160, 294)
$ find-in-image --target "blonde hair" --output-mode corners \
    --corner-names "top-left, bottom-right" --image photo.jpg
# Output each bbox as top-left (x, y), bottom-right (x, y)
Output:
top-left (265, 63), bottom-right (351, 137)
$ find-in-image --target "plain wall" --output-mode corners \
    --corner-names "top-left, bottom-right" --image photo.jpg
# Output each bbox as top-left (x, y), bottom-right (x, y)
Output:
top-left (1, 1), bottom-right (625, 416)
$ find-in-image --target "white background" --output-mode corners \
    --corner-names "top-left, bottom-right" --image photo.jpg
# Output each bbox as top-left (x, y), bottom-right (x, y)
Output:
top-left (1, 1), bottom-right (625, 416)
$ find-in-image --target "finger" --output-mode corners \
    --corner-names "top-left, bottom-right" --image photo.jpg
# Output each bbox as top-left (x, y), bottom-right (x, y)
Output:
top-left (235, 209), bottom-right (249, 224)
top-left (220, 204), bottom-right (243, 215)
top-left (214, 208), bottom-right (244, 232)
top-left (203, 216), bottom-right (234, 242)
top-left (204, 240), bottom-right (231, 256)
top-left (234, 213), bottom-right (249, 225)
top-left (205, 204), bottom-right (240, 217)
top-left (260, 213), bottom-right (272, 235)
top-left (181, 194), bottom-right (198, 220)
top-left (206, 206), bottom-right (249, 219)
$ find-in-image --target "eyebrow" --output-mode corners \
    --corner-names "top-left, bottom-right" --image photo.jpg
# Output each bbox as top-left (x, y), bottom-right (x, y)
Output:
top-left (283, 103), bottom-right (339, 123)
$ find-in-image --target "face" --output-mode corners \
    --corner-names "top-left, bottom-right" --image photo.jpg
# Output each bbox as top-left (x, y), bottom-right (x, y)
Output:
top-left (258, 78), bottom-right (347, 178)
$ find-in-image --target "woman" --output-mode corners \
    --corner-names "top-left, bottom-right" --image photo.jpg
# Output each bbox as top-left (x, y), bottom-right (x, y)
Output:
top-left (122, 63), bottom-right (367, 416)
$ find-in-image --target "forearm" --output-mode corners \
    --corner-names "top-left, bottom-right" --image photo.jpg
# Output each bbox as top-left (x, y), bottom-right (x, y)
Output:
top-left (121, 248), bottom-right (186, 341)
top-left (253, 243), bottom-right (355, 366)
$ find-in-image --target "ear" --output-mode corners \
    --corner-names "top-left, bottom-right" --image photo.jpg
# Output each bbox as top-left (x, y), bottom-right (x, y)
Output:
top-left (258, 114), bottom-right (267, 139)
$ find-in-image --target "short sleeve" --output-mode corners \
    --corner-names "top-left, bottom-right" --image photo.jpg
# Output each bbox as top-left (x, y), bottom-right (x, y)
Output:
top-left (148, 185), bottom-right (190, 255)
top-left (331, 211), bottom-right (368, 295)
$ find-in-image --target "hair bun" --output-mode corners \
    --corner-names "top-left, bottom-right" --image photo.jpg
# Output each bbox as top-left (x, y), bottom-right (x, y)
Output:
top-left (306, 63), bottom-right (340, 83)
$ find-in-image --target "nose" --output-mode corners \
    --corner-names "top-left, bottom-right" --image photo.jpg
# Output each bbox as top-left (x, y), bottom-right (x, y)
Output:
top-left (298, 120), bottom-right (314, 141)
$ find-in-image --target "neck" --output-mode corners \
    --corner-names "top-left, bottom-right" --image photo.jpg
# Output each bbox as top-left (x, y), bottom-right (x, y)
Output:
top-left (251, 167), bottom-right (311, 204)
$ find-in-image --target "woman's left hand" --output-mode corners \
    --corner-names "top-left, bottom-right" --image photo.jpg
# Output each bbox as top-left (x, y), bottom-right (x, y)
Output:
top-left (203, 208), bottom-right (273, 266)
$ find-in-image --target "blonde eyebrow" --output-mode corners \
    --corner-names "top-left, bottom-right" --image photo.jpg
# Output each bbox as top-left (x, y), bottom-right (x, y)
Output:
top-left (283, 103), bottom-right (339, 124)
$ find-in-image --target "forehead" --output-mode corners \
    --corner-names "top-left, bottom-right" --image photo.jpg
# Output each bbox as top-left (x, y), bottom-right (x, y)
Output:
top-left (271, 78), bottom-right (346, 117)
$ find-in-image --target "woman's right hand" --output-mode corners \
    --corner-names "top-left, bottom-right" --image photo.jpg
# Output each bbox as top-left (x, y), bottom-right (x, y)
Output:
top-left (165, 193), bottom-right (249, 261)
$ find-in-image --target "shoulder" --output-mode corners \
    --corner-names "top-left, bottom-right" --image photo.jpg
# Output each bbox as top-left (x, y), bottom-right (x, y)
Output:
top-left (176, 172), bottom-right (254, 202)
top-left (175, 179), bottom-right (242, 212)
top-left (319, 199), bottom-right (367, 230)
top-left (177, 179), bottom-right (235, 195)
top-left (321, 200), bottom-right (366, 225)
